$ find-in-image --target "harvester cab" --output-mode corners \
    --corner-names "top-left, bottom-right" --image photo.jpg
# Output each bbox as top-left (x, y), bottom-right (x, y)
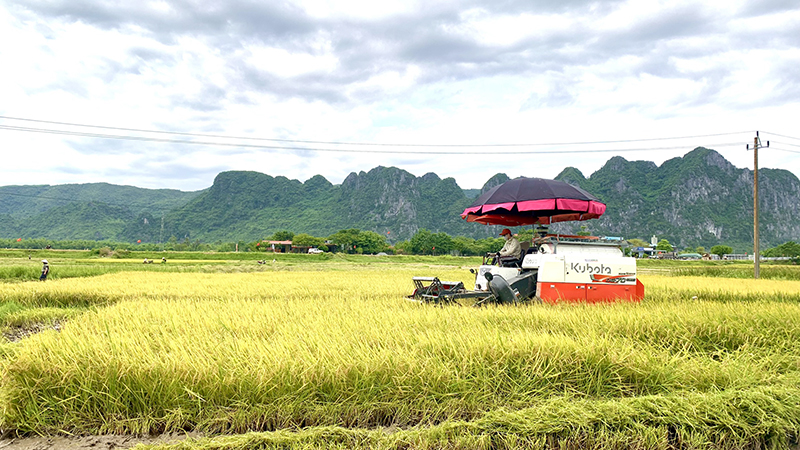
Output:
top-left (409, 234), bottom-right (644, 306)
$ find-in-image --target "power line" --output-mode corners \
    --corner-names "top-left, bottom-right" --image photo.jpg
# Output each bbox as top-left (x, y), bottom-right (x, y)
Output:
top-left (762, 131), bottom-right (800, 141)
top-left (0, 124), bottom-right (747, 155)
top-left (0, 114), bottom-right (752, 148)
top-left (770, 140), bottom-right (800, 148)
top-left (771, 146), bottom-right (800, 154)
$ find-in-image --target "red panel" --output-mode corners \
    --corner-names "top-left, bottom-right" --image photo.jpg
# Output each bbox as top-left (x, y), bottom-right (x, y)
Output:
top-left (586, 283), bottom-right (641, 303)
top-left (481, 202), bottom-right (517, 213)
top-left (539, 282), bottom-right (643, 304)
top-left (556, 198), bottom-right (589, 211)
top-left (587, 201), bottom-right (607, 215)
top-left (516, 199), bottom-right (556, 211)
top-left (538, 282), bottom-right (586, 304)
top-left (635, 279), bottom-right (645, 301)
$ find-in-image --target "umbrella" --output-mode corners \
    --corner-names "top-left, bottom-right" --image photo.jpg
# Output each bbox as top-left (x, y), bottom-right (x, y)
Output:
top-left (461, 177), bottom-right (606, 226)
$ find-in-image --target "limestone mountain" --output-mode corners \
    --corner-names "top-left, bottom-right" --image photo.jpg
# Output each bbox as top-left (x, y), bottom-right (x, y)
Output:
top-left (551, 147), bottom-right (800, 251)
top-left (161, 167), bottom-right (481, 242)
top-left (0, 183), bottom-right (201, 241)
top-left (1, 148), bottom-right (798, 251)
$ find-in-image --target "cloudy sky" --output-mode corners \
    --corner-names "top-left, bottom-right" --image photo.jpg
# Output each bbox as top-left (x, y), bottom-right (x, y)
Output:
top-left (1, 0), bottom-right (799, 191)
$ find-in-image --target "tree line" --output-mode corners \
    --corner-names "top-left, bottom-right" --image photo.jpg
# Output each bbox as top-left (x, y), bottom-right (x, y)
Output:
top-left (2, 234), bottom-right (798, 258)
top-left (260, 229), bottom-right (506, 256)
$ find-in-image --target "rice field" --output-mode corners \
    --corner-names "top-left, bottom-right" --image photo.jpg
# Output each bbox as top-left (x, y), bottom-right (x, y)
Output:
top-left (2, 256), bottom-right (800, 449)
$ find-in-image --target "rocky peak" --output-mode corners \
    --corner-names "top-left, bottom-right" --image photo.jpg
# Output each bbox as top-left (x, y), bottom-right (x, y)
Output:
top-left (704, 149), bottom-right (736, 175)
top-left (555, 167), bottom-right (586, 186)
top-left (420, 172), bottom-right (441, 183)
top-left (481, 173), bottom-right (510, 194)
top-left (603, 156), bottom-right (629, 172)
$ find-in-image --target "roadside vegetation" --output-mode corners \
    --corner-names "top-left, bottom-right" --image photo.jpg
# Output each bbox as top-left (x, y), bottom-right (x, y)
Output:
top-left (1, 253), bottom-right (800, 449)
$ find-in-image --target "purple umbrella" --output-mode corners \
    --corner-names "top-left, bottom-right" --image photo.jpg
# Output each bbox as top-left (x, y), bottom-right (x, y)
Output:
top-left (461, 177), bottom-right (606, 226)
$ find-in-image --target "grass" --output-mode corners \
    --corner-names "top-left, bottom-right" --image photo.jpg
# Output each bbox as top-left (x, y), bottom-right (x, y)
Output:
top-left (637, 258), bottom-right (800, 280)
top-left (672, 264), bottom-right (800, 280)
top-left (2, 257), bottom-right (800, 449)
top-left (0, 248), bottom-right (483, 263)
top-left (144, 387), bottom-right (800, 449)
top-left (0, 251), bottom-right (481, 283)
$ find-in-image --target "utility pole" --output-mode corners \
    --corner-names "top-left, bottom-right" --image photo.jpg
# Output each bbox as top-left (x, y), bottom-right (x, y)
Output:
top-left (747, 131), bottom-right (769, 279)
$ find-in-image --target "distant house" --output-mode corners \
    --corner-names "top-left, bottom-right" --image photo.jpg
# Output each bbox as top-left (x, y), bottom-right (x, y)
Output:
top-left (263, 239), bottom-right (335, 253)
top-left (265, 240), bottom-right (292, 253)
top-left (290, 244), bottom-right (312, 253)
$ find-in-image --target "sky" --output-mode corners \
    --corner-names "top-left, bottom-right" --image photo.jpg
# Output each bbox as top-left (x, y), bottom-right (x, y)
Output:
top-left (1, 0), bottom-right (799, 192)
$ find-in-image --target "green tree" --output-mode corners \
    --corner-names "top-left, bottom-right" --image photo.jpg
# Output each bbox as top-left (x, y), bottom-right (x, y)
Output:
top-left (164, 236), bottom-right (178, 251)
top-left (292, 233), bottom-right (325, 248)
top-left (477, 237), bottom-right (504, 254)
top-left (452, 236), bottom-right (479, 256)
top-left (216, 242), bottom-right (236, 252)
top-left (269, 230), bottom-right (294, 241)
top-left (329, 228), bottom-right (362, 253)
top-left (328, 229), bottom-right (387, 254)
top-left (430, 232), bottom-right (454, 255)
top-left (408, 230), bottom-right (456, 255)
top-left (357, 231), bottom-right (388, 254)
top-left (696, 246), bottom-right (706, 254)
top-left (409, 229), bottom-right (434, 255)
top-left (516, 228), bottom-right (535, 243)
top-left (655, 239), bottom-right (673, 252)
top-left (393, 240), bottom-right (412, 255)
top-left (627, 238), bottom-right (649, 248)
top-left (763, 241), bottom-right (800, 257)
top-left (710, 245), bottom-right (733, 257)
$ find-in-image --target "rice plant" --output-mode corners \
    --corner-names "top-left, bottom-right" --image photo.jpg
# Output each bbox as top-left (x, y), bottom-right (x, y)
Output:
top-left (2, 269), bottom-right (800, 450)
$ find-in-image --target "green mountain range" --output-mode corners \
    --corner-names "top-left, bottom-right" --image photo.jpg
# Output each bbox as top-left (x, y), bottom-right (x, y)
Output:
top-left (1, 147), bottom-right (797, 251)
top-left (553, 147), bottom-right (800, 251)
top-left (0, 183), bottom-right (202, 242)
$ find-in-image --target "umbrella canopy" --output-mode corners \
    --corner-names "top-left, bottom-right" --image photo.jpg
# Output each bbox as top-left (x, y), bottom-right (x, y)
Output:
top-left (461, 177), bottom-right (606, 226)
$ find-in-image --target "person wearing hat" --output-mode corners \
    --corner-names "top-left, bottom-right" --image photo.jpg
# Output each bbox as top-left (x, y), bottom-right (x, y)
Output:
top-left (40, 260), bottom-right (50, 281)
top-left (497, 228), bottom-right (522, 266)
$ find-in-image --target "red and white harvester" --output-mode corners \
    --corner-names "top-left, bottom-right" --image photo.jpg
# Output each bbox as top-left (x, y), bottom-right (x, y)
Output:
top-left (409, 177), bottom-right (644, 305)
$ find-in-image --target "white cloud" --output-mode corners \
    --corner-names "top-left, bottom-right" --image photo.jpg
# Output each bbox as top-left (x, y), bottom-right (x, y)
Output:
top-left (297, 0), bottom-right (419, 20)
top-left (246, 43), bottom-right (338, 78)
top-left (0, 0), bottom-right (799, 194)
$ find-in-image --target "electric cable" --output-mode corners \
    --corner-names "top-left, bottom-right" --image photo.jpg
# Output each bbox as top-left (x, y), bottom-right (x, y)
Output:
top-left (762, 131), bottom-right (800, 142)
top-left (0, 114), bottom-right (752, 148)
top-left (771, 146), bottom-right (800, 154)
top-left (769, 140), bottom-right (800, 148)
top-left (0, 124), bottom-right (747, 155)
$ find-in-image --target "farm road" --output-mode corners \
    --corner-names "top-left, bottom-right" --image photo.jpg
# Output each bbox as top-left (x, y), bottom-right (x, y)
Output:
top-left (0, 433), bottom-right (199, 449)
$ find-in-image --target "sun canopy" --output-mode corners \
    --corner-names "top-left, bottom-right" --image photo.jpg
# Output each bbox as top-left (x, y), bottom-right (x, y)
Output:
top-left (461, 177), bottom-right (606, 226)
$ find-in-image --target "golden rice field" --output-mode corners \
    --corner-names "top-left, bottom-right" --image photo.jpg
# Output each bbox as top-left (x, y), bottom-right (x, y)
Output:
top-left (2, 259), bottom-right (800, 449)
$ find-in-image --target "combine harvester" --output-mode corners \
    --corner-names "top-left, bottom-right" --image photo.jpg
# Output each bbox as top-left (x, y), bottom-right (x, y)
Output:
top-left (409, 177), bottom-right (644, 305)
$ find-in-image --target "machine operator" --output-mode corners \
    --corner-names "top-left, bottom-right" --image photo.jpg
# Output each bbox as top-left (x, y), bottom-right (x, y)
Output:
top-left (491, 228), bottom-right (521, 266)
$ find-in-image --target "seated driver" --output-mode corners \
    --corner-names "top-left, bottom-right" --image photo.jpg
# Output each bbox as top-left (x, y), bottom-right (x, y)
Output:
top-left (498, 228), bottom-right (522, 266)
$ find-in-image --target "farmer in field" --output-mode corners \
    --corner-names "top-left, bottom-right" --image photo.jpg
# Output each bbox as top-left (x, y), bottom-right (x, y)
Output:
top-left (39, 259), bottom-right (49, 281)
top-left (497, 228), bottom-right (521, 266)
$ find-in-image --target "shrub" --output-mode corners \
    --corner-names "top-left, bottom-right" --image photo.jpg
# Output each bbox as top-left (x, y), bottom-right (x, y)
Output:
top-left (112, 249), bottom-right (130, 259)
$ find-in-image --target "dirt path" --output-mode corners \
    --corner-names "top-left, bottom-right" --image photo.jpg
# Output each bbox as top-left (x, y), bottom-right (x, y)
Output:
top-left (0, 433), bottom-right (199, 449)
